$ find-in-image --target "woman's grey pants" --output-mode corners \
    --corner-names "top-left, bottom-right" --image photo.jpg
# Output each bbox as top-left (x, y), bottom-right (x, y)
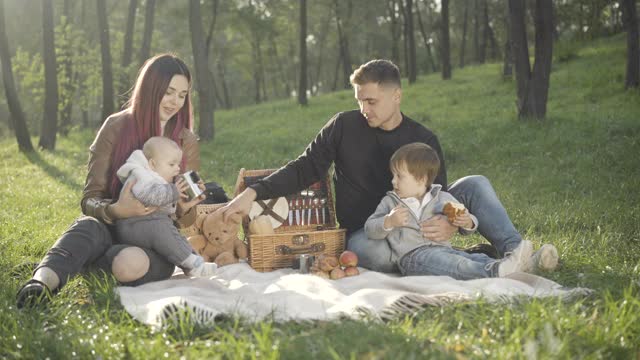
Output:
top-left (35, 216), bottom-right (175, 289)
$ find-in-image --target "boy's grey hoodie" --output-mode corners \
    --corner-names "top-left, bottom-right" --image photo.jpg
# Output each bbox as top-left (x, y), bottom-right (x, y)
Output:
top-left (364, 184), bottom-right (478, 263)
top-left (116, 150), bottom-right (179, 215)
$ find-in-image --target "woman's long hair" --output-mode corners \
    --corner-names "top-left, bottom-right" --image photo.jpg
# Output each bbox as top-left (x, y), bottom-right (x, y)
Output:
top-left (108, 54), bottom-right (193, 198)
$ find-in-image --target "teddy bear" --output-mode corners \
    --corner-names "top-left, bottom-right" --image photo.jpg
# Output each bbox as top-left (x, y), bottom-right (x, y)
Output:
top-left (187, 207), bottom-right (249, 267)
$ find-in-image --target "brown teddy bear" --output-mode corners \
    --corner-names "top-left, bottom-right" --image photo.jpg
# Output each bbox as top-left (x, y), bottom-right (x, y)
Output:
top-left (187, 207), bottom-right (249, 267)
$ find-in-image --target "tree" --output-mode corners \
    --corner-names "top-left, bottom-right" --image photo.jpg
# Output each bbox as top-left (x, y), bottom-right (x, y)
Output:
top-left (298, 0), bottom-right (308, 105)
top-left (39, 0), bottom-right (58, 150)
top-left (386, 0), bottom-right (401, 66)
top-left (416, 2), bottom-right (437, 73)
top-left (189, 0), bottom-right (215, 140)
top-left (502, 5), bottom-right (513, 77)
top-left (138, 0), bottom-right (155, 67)
top-left (59, 0), bottom-right (75, 136)
top-left (459, 2), bottom-right (468, 68)
top-left (440, 0), bottom-right (451, 79)
top-left (0, 0), bottom-right (33, 152)
top-left (119, 0), bottom-right (137, 106)
top-left (622, 0), bottom-right (639, 89)
top-left (97, 0), bottom-right (114, 123)
top-left (403, 0), bottom-right (417, 83)
top-left (333, 0), bottom-right (352, 89)
top-left (509, 0), bottom-right (553, 119)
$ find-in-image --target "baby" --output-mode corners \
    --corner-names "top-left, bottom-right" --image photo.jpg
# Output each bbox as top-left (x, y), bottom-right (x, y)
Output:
top-left (365, 142), bottom-right (534, 280)
top-left (115, 136), bottom-right (217, 278)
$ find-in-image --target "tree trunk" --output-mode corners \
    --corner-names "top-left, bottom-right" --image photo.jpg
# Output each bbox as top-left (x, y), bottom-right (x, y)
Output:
top-left (460, 2), bottom-right (468, 68)
top-left (473, 0), bottom-right (480, 63)
top-left (298, 0), bottom-right (308, 105)
top-left (0, 0), bottom-right (33, 152)
top-left (404, 0), bottom-right (417, 83)
top-left (399, 0), bottom-right (408, 75)
top-left (138, 0), bottom-right (155, 66)
top-left (39, 0), bottom-right (58, 150)
top-left (313, 14), bottom-right (331, 94)
top-left (441, 0), bottom-right (451, 79)
top-left (334, 0), bottom-right (352, 89)
top-left (119, 0), bottom-right (137, 107)
top-left (97, 0), bottom-right (114, 123)
top-left (622, 0), bottom-right (639, 89)
top-left (189, 0), bottom-right (215, 141)
top-left (416, 4), bottom-right (437, 73)
top-left (59, 0), bottom-right (75, 136)
top-left (387, 0), bottom-right (400, 66)
top-left (478, 0), bottom-right (487, 63)
top-left (509, 0), bottom-right (553, 119)
top-left (503, 5), bottom-right (513, 77)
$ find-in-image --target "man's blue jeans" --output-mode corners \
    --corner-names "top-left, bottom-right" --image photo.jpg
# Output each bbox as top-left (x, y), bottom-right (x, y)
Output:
top-left (346, 175), bottom-right (522, 273)
top-left (398, 245), bottom-right (499, 279)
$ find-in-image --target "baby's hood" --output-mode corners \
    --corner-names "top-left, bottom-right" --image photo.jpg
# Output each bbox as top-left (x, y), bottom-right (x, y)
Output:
top-left (116, 150), bottom-right (150, 182)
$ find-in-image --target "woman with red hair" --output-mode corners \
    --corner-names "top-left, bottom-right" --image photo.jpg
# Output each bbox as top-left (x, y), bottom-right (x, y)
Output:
top-left (17, 54), bottom-right (205, 308)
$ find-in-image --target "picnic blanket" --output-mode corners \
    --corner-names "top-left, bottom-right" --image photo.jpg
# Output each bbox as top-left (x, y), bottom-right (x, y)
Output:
top-left (116, 263), bottom-right (590, 327)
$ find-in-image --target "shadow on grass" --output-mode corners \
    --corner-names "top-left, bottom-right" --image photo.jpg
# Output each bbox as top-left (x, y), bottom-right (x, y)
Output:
top-left (25, 150), bottom-right (83, 192)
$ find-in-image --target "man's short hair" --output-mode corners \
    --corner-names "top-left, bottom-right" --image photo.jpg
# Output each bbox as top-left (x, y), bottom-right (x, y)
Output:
top-left (143, 136), bottom-right (181, 159)
top-left (349, 59), bottom-right (401, 88)
top-left (390, 143), bottom-right (440, 187)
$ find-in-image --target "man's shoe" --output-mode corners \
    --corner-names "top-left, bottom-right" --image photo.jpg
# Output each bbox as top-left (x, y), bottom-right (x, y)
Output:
top-left (529, 244), bottom-right (559, 272)
top-left (498, 240), bottom-right (533, 277)
top-left (16, 279), bottom-right (53, 309)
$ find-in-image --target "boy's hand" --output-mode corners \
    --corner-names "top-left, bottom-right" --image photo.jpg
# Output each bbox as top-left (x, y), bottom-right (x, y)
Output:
top-left (452, 211), bottom-right (473, 229)
top-left (384, 206), bottom-right (410, 229)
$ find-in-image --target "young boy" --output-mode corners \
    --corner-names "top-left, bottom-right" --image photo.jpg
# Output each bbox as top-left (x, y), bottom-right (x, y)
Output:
top-left (365, 142), bottom-right (535, 279)
top-left (115, 136), bottom-right (217, 278)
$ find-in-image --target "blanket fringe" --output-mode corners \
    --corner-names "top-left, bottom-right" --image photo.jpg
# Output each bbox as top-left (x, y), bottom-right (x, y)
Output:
top-left (380, 293), bottom-right (473, 321)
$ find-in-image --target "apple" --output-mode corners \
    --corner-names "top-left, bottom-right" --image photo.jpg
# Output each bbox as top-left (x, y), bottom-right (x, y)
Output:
top-left (330, 267), bottom-right (346, 280)
top-left (339, 250), bottom-right (358, 267)
top-left (344, 266), bottom-right (359, 277)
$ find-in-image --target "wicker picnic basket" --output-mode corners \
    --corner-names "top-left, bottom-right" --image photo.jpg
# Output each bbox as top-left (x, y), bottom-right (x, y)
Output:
top-left (234, 168), bottom-right (346, 272)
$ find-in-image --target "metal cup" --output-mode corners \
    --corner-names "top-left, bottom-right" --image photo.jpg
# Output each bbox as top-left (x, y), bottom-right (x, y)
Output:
top-left (298, 254), bottom-right (315, 274)
top-left (180, 170), bottom-right (204, 200)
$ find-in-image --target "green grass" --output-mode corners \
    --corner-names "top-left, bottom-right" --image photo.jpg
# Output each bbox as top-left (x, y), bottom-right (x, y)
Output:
top-left (2, 34), bottom-right (640, 358)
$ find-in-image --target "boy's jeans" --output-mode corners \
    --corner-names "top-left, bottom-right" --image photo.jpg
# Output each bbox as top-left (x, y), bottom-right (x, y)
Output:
top-left (347, 175), bottom-right (522, 273)
top-left (398, 245), bottom-right (498, 279)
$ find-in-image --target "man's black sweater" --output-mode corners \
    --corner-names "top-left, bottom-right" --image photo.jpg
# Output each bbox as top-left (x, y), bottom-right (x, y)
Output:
top-left (250, 110), bottom-right (447, 234)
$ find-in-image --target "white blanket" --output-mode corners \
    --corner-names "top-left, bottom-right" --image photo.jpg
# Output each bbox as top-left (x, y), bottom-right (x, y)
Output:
top-left (116, 263), bottom-right (590, 327)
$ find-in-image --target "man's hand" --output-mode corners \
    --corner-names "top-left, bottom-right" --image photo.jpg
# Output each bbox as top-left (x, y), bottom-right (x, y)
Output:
top-left (220, 188), bottom-right (257, 222)
top-left (420, 214), bottom-right (458, 242)
top-left (384, 206), bottom-right (410, 229)
top-left (108, 180), bottom-right (157, 219)
top-left (175, 177), bottom-right (206, 218)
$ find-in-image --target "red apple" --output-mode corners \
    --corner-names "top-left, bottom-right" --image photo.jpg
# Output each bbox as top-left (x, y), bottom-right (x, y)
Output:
top-left (344, 266), bottom-right (359, 277)
top-left (330, 267), bottom-right (346, 280)
top-left (339, 250), bottom-right (358, 267)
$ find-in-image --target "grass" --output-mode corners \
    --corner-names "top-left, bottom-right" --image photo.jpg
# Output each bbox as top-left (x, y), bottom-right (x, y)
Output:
top-left (2, 33), bottom-right (640, 358)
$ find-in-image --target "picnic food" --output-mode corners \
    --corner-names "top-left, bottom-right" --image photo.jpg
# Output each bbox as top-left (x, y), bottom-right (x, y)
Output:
top-left (311, 252), bottom-right (361, 279)
top-left (330, 267), bottom-right (346, 279)
top-left (339, 250), bottom-right (358, 267)
top-left (443, 202), bottom-right (466, 223)
top-left (187, 207), bottom-right (249, 266)
top-left (344, 267), bottom-right (359, 277)
top-left (248, 215), bottom-right (274, 235)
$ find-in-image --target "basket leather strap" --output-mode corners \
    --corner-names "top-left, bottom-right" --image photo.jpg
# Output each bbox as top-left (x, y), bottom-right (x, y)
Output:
top-left (256, 199), bottom-right (286, 223)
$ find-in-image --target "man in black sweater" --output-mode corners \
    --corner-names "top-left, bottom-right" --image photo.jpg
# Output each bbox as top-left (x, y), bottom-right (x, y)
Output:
top-left (222, 59), bottom-right (558, 273)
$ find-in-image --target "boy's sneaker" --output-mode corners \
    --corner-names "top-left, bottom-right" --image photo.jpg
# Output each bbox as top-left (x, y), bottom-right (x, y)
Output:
top-left (188, 262), bottom-right (218, 278)
top-left (498, 240), bottom-right (533, 277)
top-left (528, 244), bottom-right (559, 272)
